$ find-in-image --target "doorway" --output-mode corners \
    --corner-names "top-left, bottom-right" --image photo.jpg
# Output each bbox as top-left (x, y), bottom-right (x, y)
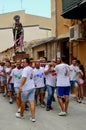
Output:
top-left (37, 50), bottom-right (44, 59)
top-left (61, 40), bottom-right (69, 64)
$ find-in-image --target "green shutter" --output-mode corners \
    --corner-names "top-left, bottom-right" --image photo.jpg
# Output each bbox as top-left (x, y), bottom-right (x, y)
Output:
top-left (62, 0), bottom-right (81, 13)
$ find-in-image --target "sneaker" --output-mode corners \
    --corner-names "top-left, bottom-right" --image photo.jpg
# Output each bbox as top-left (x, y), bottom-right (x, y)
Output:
top-left (9, 98), bottom-right (13, 104)
top-left (18, 108), bottom-right (21, 113)
top-left (49, 106), bottom-right (53, 110)
top-left (40, 104), bottom-right (45, 108)
top-left (46, 106), bottom-right (53, 111)
top-left (16, 112), bottom-right (24, 119)
top-left (58, 111), bottom-right (66, 116)
top-left (30, 117), bottom-right (36, 122)
top-left (77, 99), bottom-right (81, 103)
top-left (46, 106), bottom-right (50, 111)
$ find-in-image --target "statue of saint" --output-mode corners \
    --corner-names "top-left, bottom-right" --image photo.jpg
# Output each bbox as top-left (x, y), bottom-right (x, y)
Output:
top-left (13, 15), bottom-right (24, 52)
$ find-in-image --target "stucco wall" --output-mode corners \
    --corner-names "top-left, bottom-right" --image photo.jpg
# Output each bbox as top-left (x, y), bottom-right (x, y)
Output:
top-left (57, 0), bottom-right (71, 36)
top-left (32, 44), bottom-right (45, 60)
top-left (0, 26), bottom-right (51, 52)
top-left (0, 10), bottom-right (52, 54)
top-left (0, 10), bottom-right (51, 28)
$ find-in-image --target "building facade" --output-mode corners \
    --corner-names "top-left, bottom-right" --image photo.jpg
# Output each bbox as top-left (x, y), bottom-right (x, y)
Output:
top-left (0, 10), bottom-right (52, 59)
top-left (31, 0), bottom-right (86, 96)
top-left (31, 0), bottom-right (70, 61)
top-left (61, 0), bottom-right (86, 96)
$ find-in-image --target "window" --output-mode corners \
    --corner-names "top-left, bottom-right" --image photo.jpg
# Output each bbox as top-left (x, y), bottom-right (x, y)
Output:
top-left (37, 51), bottom-right (44, 59)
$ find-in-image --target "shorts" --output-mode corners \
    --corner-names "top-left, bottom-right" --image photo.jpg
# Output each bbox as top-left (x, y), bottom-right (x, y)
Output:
top-left (0, 77), bottom-right (7, 86)
top-left (56, 86), bottom-right (70, 97)
top-left (21, 88), bottom-right (35, 102)
top-left (14, 87), bottom-right (19, 94)
top-left (78, 79), bottom-right (84, 87)
top-left (35, 87), bottom-right (45, 94)
top-left (9, 83), bottom-right (14, 91)
top-left (70, 81), bottom-right (78, 87)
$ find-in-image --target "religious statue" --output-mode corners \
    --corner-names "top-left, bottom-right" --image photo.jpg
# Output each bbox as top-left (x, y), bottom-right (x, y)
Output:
top-left (13, 15), bottom-right (24, 53)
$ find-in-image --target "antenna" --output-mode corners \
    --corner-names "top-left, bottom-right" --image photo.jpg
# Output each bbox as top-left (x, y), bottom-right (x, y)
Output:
top-left (20, 0), bottom-right (23, 9)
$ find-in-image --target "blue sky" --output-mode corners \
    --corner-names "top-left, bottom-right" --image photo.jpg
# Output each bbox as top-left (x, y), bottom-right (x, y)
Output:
top-left (0, 0), bottom-right (51, 17)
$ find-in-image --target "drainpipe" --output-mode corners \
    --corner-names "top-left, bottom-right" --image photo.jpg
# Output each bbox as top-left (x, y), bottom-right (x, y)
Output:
top-left (69, 41), bottom-right (73, 63)
top-left (55, 0), bottom-right (58, 37)
top-left (54, 0), bottom-right (58, 57)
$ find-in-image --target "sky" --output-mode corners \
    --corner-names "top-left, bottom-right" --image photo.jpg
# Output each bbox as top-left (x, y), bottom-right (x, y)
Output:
top-left (0, 0), bottom-right (51, 18)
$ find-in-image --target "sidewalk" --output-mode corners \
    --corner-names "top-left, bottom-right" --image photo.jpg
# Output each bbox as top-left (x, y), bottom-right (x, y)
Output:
top-left (0, 93), bottom-right (86, 130)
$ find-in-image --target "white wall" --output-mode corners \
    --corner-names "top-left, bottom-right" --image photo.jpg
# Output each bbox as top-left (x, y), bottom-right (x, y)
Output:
top-left (0, 26), bottom-right (51, 52)
top-left (24, 26), bottom-right (51, 42)
top-left (0, 29), bottom-right (13, 52)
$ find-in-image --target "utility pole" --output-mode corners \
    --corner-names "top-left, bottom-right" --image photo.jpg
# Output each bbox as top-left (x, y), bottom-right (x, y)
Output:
top-left (55, 0), bottom-right (58, 37)
top-left (20, 0), bottom-right (23, 9)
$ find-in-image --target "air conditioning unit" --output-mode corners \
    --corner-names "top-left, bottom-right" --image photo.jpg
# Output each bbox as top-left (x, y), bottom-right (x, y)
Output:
top-left (69, 24), bottom-right (86, 41)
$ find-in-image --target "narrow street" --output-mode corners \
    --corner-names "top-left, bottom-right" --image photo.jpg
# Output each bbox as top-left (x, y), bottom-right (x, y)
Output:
top-left (0, 93), bottom-right (86, 130)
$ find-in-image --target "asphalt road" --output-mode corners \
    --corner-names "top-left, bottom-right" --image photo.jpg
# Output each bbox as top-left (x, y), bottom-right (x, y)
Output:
top-left (0, 93), bottom-right (86, 130)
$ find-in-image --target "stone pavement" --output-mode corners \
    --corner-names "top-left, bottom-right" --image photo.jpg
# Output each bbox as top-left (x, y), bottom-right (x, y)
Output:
top-left (0, 93), bottom-right (86, 130)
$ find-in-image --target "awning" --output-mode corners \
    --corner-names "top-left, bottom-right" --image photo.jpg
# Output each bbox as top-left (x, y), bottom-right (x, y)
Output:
top-left (62, 0), bottom-right (86, 20)
top-left (31, 37), bottom-right (56, 48)
top-left (57, 33), bottom-right (69, 40)
top-left (31, 34), bottom-right (69, 49)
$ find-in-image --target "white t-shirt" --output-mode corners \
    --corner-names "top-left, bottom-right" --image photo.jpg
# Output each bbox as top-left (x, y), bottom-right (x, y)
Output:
top-left (5, 67), bottom-right (11, 82)
top-left (10, 67), bottom-right (23, 87)
top-left (0, 65), bottom-right (4, 74)
top-left (0, 65), bottom-right (4, 78)
top-left (55, 63), bottom-right (70, 87)
top-left (22, 66), bottom-right (35, 91)
top-left (33, 67), bottom-right (45, 88)
top-left (69, 64), bottom-right (80, 81)
top-left (0, 65), bottom-right (6, 81)
top-left (44, 65), bottom-right (56, 87)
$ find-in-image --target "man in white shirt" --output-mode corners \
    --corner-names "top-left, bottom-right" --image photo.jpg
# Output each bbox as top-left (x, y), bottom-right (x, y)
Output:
top-left (0, 62), bottom-right (6, 93)
top-left (69, 58), bottom-right (81, 101)
top-left (16, 58), bottom-right (36, 122)
top-left (8, 59), bottom-right (23, 111)
top-left (34, 61), bottom-right (45, 107)
top-left (5, 60), bottom-right (13, 103)
top-left (44, 60), bottom-right (56, 111)
top-left (55, 56), bottom-right (70, 116)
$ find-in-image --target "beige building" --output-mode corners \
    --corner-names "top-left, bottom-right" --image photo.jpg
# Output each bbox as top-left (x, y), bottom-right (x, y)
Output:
top-left (31, 0), bottom-right (57, 60)
top-left (0, 10), bottom-right (52, 58)
top-left (31, 0), bottom-right (86, 71)
top-left (31, 37), bottom-right (56, 60)
top-left (0, 10), bottom-right (51, 29)
top-left (1, 1), bottom-right (86, 96)
top-left (57, 0), bottom-right (86, 96)
top-left (0, 25), bottom-right (51, 53)
top-left (31, 0), bottom-right (70, 61)
top-left (31, 0), bottom-right (86, 96)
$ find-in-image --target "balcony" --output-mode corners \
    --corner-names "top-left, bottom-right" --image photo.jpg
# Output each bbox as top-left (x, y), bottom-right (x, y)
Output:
top-left (62, 0), bottom-right (86, 20)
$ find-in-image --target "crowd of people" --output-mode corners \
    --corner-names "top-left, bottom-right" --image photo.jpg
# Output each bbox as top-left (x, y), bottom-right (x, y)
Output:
top-left (0, 56), bottom-right (85, 122)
